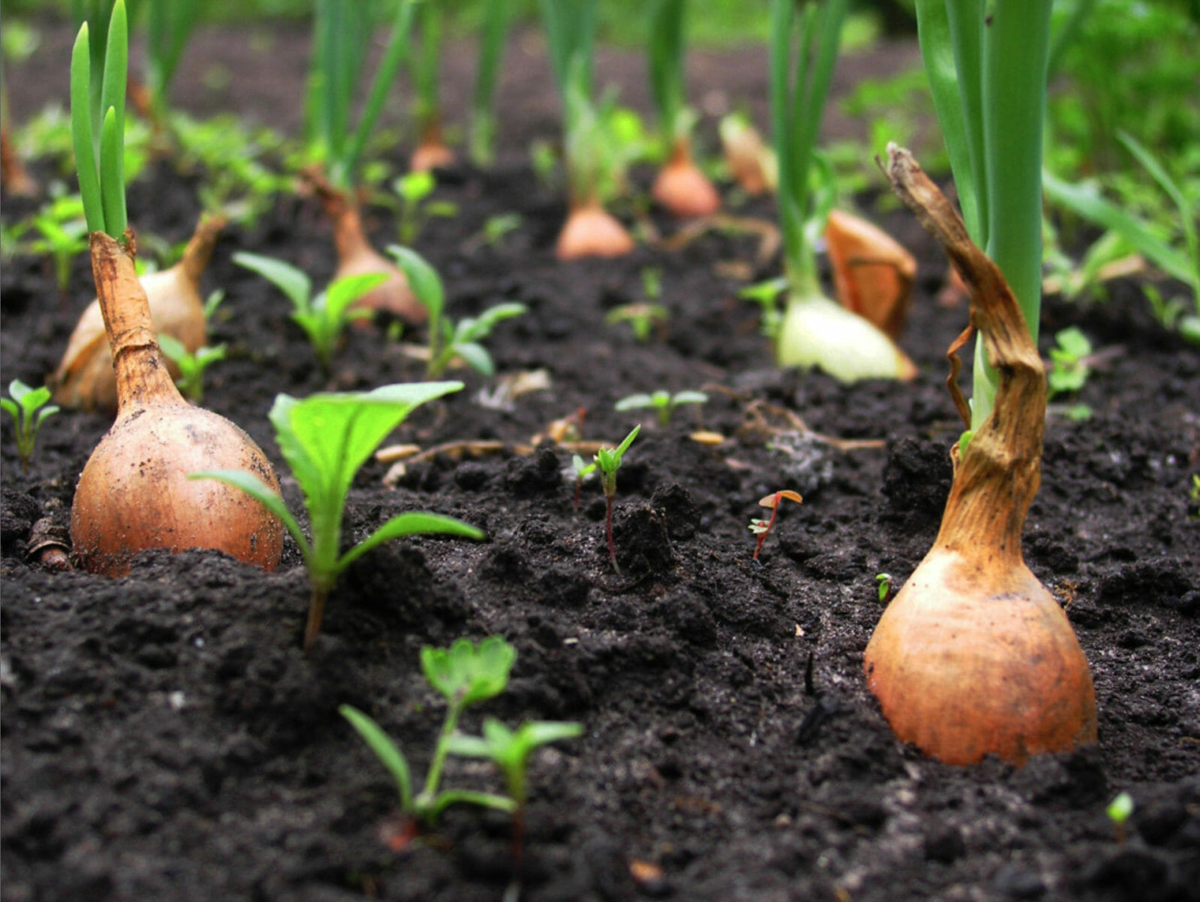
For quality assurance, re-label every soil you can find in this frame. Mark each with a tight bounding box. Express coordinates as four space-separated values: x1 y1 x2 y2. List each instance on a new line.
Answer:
3 19 1199 902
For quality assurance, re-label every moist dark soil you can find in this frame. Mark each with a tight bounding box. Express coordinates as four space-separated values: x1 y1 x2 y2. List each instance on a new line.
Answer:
3 20 1199 902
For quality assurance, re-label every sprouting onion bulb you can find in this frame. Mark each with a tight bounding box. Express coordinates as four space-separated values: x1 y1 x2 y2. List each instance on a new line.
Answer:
53 214 223 411
653 138 720 219
309 173 426 325
71 233 284 576
865 147 1096 766
67 2 282 576
556 201 635 260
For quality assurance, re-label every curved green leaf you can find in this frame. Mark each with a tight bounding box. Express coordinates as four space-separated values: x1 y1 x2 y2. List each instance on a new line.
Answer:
339 704 414 812
338 511 484 572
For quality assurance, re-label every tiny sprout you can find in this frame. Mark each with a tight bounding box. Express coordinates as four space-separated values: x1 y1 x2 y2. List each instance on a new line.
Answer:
1047 326 1093 399
570 453 597 511
2 379 60 473
158 335 227 403
876 573 893 603
738 277 787 339
749 490 802 560
202 288 226 322
1189 474 1200 520
605 303 669 343
615 389 707 427
466 212 523 252
1106 791 1134 844
595 425 640 573
392 170 459 245
641 266 662 300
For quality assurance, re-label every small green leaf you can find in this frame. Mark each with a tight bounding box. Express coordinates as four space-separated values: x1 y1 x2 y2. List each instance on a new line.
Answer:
421 636 516 707
339 512 484 572
324 272 390 320
387 245 443 321
340 704 414 812
451 341 493 376
1106 791 1134 825
233 252 312 312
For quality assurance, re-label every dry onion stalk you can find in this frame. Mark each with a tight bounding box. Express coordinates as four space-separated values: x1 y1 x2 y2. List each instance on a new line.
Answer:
864 146 1096 766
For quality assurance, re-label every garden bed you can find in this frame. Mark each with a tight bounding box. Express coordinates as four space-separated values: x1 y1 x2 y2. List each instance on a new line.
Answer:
3 20 1198 902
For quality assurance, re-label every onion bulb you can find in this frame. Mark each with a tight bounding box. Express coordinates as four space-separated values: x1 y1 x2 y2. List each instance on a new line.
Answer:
310 175 426 326
652 139 721 219
70 231 284 576
718 114 776 196
410 120 455 173
52 214 223 412
824 209 916 340
864 147 1096 766
775 291 917 382
555 199 635 260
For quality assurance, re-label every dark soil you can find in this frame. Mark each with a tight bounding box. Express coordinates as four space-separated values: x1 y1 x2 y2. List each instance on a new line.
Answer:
3 20 1199 902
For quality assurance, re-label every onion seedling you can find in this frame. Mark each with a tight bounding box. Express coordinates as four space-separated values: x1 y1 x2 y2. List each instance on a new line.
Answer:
870 147 1096 766
232 251 384 376
136 0 202 141
594 425 639 573
68 0 284 578
769 0 914 381
615 389 707 427
408 0 453 172
2 380 59 473
54 214 224 411
647 0 720 218
748 489 802 560
469 0 511 167
389 245 527 379
539 0 634 259
304 0 424 325
193 382 483 652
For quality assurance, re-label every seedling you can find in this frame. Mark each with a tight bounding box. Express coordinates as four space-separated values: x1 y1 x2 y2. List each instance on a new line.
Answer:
26 195 89 297
340 636 518 837
192 382 485 651
875 573 893 603
232 251 382 375
157 334 226 403
748 489 802 560
202 288 225 322
1106 791 1134 844
341 636 580 850
594 425 640 573
470 0 511 167
2 379 60 473
569 453 597 511
391 170 458 246
1188 474 1200 521
605 303 669 343
1047 326 1093 400
738 277 787 340
389 245 527 379
464 213 523 253
615 389 707 427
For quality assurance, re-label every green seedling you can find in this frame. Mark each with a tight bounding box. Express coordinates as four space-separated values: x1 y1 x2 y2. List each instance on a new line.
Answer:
1106 791 1134 844
605 303 669 343
1046 327 1093 421
392 170 458 246
1044 130 1200 344
232 251 382 375
192 382 484 651
448 717 583 860
595 425 640 573
341 636 580 853
388 245 527 379
175 114 286 226
157 334 226 403
26 195 89 297
340 637 518 840
1188 475 1200 521
738 277 787 340
615 389 707 427
469 0 511 166
2 379 60 473
875 573 893 603
569 453 597 511
749 489 802 560
202 288 226 322
464 213 524 253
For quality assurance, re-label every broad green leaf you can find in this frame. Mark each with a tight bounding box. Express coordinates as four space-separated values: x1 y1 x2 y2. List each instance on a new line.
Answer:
0 399 18 420
421 635 515 707
338 511 484 572
387 245 443 320
340 704 414 812
324 272 390 320
233 251 313 312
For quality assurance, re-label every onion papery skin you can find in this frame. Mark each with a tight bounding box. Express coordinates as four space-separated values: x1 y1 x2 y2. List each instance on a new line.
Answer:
863 550 1097 766
652 142 721 219
71 402 285 576
70 231 283 577
555 202 635 260
824 209 916 340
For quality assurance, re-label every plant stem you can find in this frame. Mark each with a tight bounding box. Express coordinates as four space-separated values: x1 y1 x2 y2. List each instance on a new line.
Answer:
605 496 619 573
